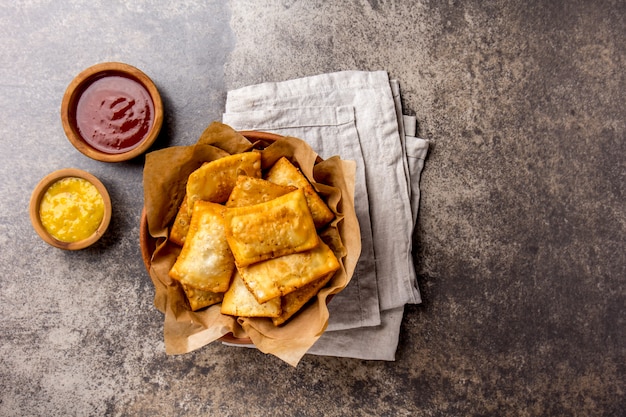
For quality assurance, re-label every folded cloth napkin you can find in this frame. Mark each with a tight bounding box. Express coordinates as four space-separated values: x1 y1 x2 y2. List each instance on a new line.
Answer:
223 71 429 360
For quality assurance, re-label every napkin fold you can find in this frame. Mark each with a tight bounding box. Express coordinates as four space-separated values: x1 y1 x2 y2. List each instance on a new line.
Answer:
223 71 429 360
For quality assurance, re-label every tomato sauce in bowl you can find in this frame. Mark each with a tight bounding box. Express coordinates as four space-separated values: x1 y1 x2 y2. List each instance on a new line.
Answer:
61 62 163 162
75 74 155 154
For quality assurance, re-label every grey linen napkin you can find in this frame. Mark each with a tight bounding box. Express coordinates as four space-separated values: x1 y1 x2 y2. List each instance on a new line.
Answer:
223 71 429 360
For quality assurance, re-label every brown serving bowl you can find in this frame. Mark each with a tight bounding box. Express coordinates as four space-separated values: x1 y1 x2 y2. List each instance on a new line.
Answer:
61 62 163 162
30 168 112 250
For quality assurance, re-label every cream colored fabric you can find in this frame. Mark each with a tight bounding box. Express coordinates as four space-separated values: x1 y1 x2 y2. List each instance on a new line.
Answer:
223 71 429 360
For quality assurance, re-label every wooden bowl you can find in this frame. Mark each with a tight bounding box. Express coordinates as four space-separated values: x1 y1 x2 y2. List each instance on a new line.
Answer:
30 168 112 250
61 62 163 162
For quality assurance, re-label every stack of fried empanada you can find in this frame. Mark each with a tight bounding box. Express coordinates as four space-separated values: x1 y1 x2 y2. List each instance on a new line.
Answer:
167 153 339 326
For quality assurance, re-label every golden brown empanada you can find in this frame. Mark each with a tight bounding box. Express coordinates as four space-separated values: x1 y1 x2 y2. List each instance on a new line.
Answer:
265 157 334 229
168 201 234 293
220 272 281 317
169 196 191 246
186 152 261 213
224 188 319 267
181 283 224 311
239 240 340 304
225 175 296 208
272 271 335 326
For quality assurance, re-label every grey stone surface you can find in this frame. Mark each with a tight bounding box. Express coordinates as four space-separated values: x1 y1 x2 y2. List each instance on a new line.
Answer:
1 0 624 416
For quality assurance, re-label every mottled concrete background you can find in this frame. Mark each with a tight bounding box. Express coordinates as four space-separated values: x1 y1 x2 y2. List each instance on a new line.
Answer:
1 0 624 416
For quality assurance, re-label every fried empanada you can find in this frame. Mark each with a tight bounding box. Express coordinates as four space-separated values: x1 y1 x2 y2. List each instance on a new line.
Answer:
169 197 191 246
186 152 262 212
225 175 296 208
224 188 319 267
181 283 224 311
265 157 334 229
272 271 335 326
220 272 281 317
239 240 340 304
168 201 234 292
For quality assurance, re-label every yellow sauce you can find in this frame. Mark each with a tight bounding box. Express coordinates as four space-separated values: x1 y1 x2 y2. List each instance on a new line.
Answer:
39 177 105 242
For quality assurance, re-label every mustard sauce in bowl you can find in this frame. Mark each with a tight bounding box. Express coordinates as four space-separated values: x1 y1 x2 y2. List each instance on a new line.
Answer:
30 169 112 250
39 177 105 242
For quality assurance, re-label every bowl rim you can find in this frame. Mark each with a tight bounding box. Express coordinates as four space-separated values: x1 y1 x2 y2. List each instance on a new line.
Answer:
30 168 112 250
60 61 164 163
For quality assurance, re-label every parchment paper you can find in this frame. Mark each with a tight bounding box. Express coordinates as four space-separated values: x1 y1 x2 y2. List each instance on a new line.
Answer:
142 122 359 366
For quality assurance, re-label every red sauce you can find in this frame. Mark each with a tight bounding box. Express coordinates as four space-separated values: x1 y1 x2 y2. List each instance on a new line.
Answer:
75 74 154 154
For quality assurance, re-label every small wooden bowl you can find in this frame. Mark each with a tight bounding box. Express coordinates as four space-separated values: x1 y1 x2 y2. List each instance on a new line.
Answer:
30 168 112 250
61 62 163 162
